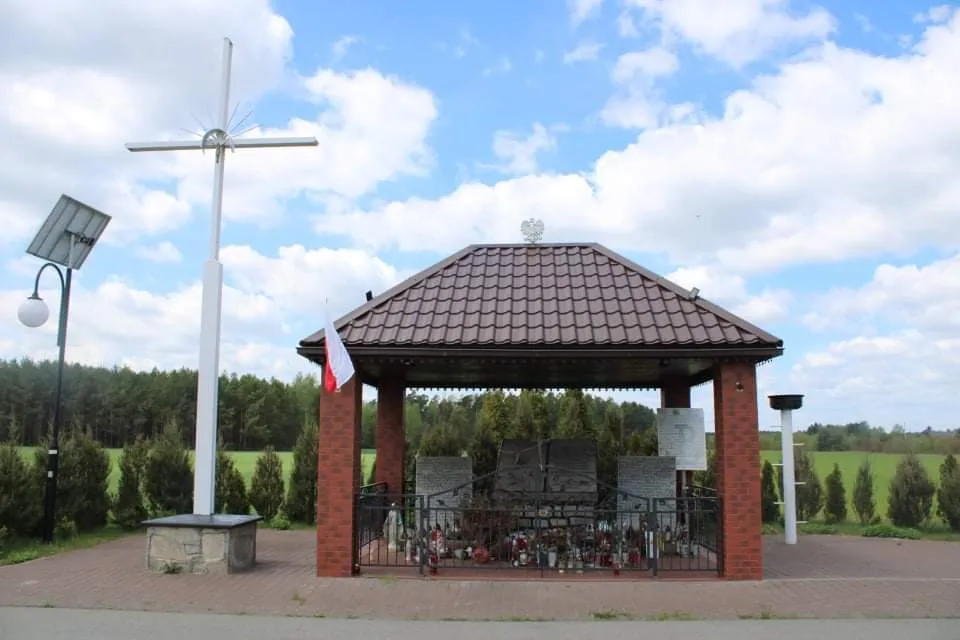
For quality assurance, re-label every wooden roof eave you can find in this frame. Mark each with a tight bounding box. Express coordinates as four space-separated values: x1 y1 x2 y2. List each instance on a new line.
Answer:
296 343 785 364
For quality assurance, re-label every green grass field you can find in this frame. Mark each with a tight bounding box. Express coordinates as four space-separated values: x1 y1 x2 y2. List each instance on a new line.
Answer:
221 449 378 489
17 447 949 523
18 447 377 494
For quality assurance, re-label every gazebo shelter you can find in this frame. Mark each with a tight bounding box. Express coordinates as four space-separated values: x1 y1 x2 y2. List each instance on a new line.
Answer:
297 243 783 580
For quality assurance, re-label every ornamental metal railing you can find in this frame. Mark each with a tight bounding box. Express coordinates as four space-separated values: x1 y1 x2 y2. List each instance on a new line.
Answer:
354 486 720 577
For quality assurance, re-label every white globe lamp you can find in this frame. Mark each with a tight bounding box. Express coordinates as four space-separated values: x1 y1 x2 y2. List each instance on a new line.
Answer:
18 294 50 328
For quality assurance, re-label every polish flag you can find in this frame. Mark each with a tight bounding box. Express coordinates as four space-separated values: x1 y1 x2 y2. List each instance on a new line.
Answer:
323 318 355 392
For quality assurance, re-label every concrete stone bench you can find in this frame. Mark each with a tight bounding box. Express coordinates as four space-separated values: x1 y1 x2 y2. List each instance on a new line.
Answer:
143 514 262 575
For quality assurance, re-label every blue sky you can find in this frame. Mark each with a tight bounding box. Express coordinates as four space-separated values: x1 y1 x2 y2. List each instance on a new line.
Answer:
1 0 959 431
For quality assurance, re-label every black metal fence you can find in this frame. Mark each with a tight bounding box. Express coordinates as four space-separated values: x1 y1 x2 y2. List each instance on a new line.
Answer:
651 489 721 574
356 482 390 550
355 487 720 577
684 484 721 553
355 491 425 571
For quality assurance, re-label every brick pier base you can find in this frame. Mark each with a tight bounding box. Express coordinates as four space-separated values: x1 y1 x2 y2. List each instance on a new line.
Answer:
713 361 762 580
316 376 362 577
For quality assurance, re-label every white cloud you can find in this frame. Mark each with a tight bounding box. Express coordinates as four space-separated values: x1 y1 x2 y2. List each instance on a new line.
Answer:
623 0 836 67
0 0 438 247
313 11 960 281
916 5 955 25
854 13 874 34
803 253 960 338
790 330 960 428
331 35 360 60
618 11 641 37
0 244 409 381
482 57 513 76
569 0 604 27
1 276 287 376
460 29 480 46
220 244 407 316
481 123 562 176
135 67 437 229
612 47 680 80
442 28 480 59
0 0 442 383
136 241 183 264
782 252 960 427
667 265 791 325
601 47 681 128
0 0 294 245
563 41 605 63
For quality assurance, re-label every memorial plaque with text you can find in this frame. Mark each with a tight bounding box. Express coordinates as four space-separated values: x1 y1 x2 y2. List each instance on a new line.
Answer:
656 408 707 471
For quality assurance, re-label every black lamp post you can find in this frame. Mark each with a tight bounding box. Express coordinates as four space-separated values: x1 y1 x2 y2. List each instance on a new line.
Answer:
18 193 111 543
18 262 73 544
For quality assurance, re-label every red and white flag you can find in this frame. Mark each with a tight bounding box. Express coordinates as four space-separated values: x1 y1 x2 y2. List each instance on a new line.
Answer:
323 317 355 392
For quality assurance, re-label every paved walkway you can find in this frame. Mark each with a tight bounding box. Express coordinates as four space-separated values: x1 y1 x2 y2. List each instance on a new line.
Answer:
1 531 958 620
2 608 958 640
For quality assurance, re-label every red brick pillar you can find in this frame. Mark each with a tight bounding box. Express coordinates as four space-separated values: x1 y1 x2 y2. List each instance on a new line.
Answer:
712 361 762 580
375 379 406 494
661 379 694 494
316 376 362 577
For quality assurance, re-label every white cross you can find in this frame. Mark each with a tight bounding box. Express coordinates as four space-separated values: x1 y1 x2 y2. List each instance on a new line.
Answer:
125 37 318 516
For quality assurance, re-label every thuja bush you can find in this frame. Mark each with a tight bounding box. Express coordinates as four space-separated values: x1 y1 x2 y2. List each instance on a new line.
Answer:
215 450 249 515
0 442 43 537
887 452 935 529
936 454 960 531
403 447 417 495
418 424 465 457
113 436 150 529
823 463 847 524
852 458 877 525
693 450 717 491
249 446 284 521
143 422 193 516
760 460 780 524
36 432 111 532
284 422 318 524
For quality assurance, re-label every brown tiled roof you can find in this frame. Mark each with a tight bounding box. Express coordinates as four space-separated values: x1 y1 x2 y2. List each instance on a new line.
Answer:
300 243 782 351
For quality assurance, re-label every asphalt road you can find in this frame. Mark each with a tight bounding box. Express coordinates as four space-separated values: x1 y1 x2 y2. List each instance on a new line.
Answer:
1 607 958 640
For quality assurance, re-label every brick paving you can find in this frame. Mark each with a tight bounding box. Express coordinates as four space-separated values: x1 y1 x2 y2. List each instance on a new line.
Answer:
1 531 958 620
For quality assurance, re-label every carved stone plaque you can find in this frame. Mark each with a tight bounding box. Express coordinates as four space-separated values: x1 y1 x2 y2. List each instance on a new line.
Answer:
656 408 707 471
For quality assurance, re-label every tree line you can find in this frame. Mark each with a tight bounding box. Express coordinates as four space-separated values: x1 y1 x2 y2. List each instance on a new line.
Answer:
0 359 660 453
1 358 958 455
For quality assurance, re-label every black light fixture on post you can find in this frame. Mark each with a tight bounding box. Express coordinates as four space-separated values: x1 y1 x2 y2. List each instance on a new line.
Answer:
16 194 111 543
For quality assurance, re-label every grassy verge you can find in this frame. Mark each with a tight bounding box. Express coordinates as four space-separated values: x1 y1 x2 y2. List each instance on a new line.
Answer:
0 525 137 567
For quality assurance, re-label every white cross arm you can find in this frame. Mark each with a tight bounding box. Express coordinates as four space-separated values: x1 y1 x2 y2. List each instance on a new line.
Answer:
125 137 319 152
